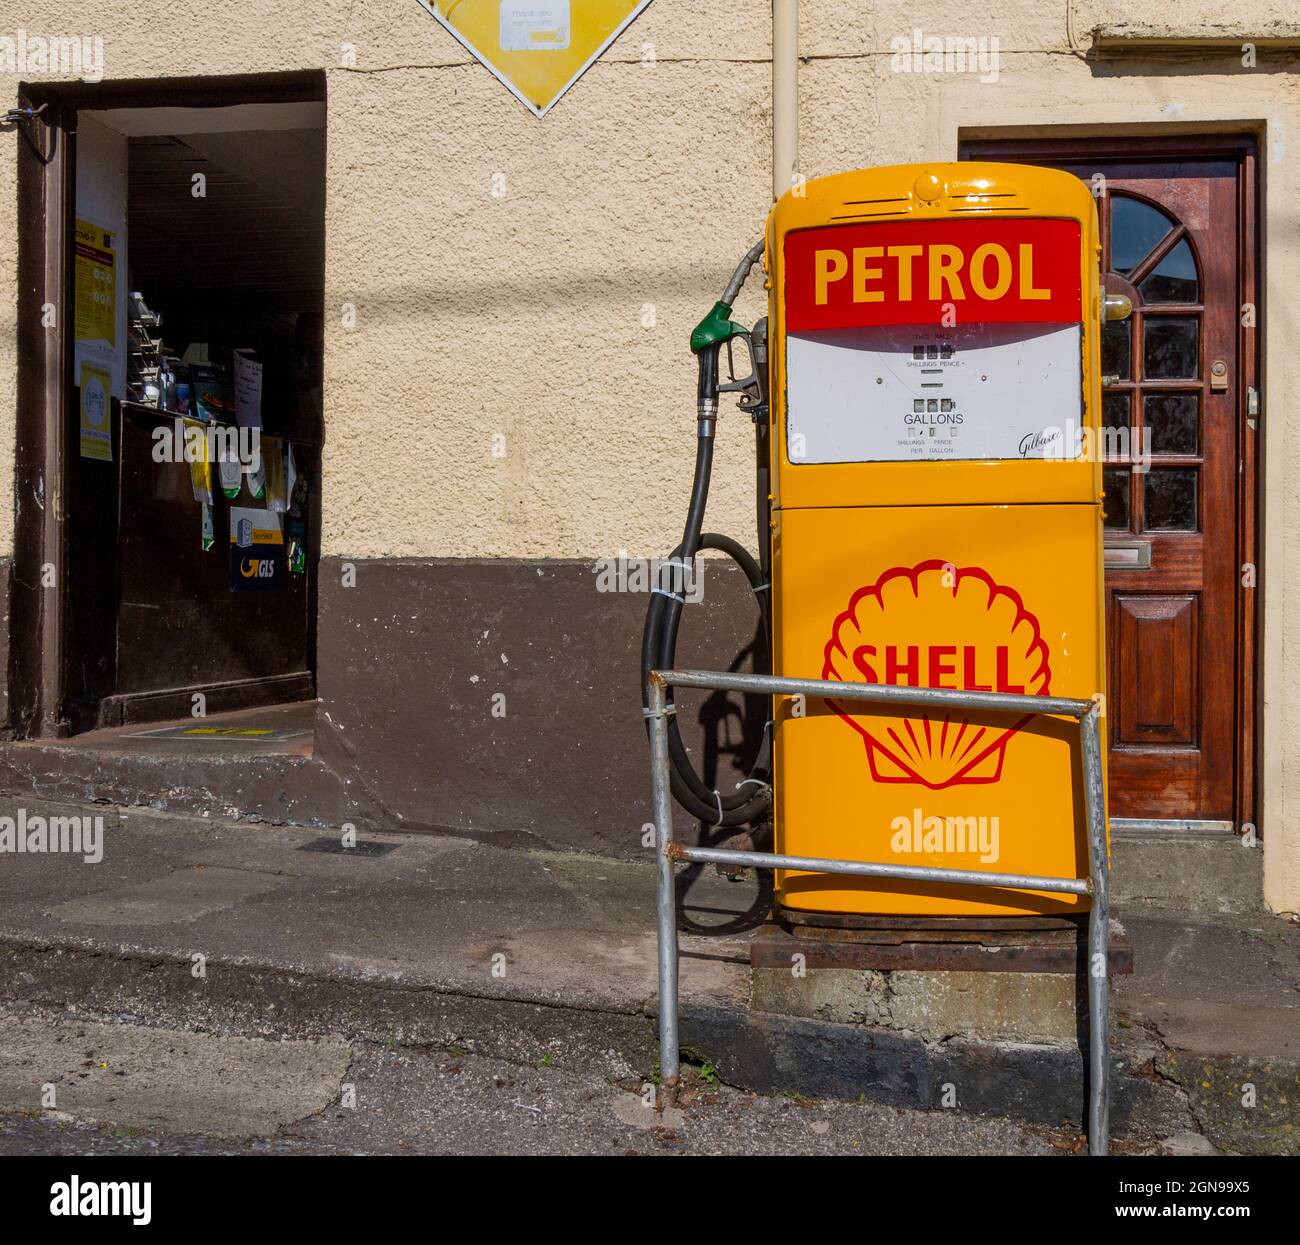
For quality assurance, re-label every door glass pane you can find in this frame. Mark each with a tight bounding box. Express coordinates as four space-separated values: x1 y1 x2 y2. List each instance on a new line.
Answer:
1111 197 1175 275
1102 393 1130 461
1138 238 1198 304
1102 319 1131 379
1103 467 1131 530
1143 468 1198 531
1144 393 1200 455
1144 318 1199 379
1102 393 1130 430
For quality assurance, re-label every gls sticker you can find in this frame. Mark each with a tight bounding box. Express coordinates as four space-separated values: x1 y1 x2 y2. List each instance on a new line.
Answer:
240 557 277 579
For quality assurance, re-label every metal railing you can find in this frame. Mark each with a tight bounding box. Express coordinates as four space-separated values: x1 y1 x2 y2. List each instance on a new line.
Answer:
646 668 1112 1155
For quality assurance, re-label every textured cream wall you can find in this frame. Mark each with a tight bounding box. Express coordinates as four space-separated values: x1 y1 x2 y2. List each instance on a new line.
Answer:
0 1 1293 564
1 2 1299 910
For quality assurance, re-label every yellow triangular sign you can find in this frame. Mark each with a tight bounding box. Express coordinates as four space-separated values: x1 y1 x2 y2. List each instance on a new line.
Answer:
418 1 653 117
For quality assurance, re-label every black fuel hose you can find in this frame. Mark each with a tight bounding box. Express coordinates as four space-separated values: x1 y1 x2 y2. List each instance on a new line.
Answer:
639 444 772 827
640 244 773 830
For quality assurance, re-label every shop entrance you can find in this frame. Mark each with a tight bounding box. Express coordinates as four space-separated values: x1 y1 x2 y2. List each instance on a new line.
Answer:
961 135 1260 834
11 75 325 739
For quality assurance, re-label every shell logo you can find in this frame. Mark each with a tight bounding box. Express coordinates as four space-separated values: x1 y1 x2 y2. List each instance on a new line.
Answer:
821 560 1051 789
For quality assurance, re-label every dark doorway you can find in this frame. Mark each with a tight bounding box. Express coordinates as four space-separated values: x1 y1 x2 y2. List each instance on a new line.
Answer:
13 77 326 738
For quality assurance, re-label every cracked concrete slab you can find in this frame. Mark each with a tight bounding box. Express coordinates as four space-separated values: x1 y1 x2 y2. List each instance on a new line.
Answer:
0 1012 350 1138
1115 915 1300 1060
47 866 288 926
1154 1051 1300 1157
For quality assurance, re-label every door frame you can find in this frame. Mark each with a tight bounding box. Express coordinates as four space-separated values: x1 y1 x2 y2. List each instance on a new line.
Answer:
11 87 73 739
10 71 325 739
957 132 1261 837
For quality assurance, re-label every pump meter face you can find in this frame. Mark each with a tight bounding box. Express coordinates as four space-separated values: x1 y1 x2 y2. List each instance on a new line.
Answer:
784 219 1083 464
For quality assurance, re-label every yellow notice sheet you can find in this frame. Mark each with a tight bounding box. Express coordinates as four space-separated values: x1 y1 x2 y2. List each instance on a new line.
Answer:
78 363 112 461
74 219 116 348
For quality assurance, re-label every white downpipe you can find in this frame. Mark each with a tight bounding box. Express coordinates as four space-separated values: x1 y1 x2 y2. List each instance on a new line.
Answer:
772 0 798 201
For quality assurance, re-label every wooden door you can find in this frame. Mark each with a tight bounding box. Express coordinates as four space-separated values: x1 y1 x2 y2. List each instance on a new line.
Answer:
962 138 1257 829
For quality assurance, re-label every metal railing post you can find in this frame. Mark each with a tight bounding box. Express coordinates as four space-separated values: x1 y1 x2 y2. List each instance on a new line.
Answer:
1080 699 1111 1155
646 668 1111 1152
646 674 680 1101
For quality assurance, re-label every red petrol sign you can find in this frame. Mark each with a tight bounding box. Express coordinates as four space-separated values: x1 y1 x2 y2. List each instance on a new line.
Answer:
784 217 1082 331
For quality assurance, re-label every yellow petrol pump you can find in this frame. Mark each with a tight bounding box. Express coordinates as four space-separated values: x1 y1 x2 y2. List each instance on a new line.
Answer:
769 163 1107 917
643 161 1114 920
642 162 1121 1150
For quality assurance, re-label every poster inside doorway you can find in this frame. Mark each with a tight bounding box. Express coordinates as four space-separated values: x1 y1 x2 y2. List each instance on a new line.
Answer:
78 362 113 462
74 218 117 350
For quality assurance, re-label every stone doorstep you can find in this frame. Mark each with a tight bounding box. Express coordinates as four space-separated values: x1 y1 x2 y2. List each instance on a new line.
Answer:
749 917 1134 975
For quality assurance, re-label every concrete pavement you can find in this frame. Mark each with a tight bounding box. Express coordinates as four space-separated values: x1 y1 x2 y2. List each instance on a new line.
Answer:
0 795 1296 1153
0 1004 1066 1156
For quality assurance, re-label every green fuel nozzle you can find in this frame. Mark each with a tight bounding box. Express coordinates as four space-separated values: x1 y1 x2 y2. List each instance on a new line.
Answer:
690 300 749 354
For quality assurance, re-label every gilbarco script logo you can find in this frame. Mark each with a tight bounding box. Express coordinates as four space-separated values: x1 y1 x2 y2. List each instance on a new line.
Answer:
822 560 1050 789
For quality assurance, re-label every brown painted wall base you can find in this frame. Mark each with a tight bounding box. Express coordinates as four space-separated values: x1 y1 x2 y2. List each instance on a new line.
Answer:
314 556 765 856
